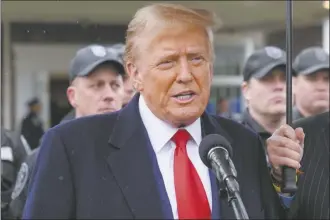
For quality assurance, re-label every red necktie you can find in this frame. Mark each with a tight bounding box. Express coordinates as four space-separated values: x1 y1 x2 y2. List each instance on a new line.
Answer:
172 129 211 219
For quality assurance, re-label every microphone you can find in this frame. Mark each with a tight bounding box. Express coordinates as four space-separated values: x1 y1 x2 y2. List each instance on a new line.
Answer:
199 134 249 219
199 134 238 193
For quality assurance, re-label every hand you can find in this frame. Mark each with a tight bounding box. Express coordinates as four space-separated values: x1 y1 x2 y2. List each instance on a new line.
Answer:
266 124 304 181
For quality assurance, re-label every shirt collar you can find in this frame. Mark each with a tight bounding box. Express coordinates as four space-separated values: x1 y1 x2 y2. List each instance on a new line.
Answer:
139 95 201 153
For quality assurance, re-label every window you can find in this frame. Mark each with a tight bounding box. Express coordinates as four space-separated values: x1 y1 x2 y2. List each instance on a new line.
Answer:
11 22 127 44
213 44 246 76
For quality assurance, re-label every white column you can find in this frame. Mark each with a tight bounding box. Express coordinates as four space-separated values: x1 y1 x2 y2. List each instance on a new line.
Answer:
322 17 329 54
243 37 256 62
240 36 257 111
34 71 51 129
243 32 265 61
2 22 13 129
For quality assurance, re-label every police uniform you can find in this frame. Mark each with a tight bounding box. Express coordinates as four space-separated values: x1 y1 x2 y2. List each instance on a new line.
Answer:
239 46 287 163
241 110 272 148
8 44 126 219
21 99 45 150
1 129 20 219
8 148 39 219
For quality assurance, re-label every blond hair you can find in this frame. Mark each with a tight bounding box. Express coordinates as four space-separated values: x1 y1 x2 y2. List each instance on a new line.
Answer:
124 3 218 64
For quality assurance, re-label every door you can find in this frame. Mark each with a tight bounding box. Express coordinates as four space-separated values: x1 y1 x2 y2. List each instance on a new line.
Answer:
49 76 72 127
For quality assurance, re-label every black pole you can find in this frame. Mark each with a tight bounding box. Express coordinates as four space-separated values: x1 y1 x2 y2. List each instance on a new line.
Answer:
281 0 298 194
228 191 249 219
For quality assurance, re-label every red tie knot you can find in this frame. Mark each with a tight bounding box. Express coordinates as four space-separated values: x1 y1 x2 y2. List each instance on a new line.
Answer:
172 129 190 149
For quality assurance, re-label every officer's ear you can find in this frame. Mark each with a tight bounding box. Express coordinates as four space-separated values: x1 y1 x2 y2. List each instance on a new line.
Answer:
67 84 78 108
241 81 250 102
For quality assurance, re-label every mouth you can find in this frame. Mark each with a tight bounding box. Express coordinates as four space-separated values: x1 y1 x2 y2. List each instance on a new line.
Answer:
271 96 285 103
315 93 328 100
172 91 196 103
99 107 116 113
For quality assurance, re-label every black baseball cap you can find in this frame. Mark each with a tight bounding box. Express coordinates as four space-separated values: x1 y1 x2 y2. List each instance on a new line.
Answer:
27 97 40 107
69 44 125 82
242 46 286 81
293 47 329 76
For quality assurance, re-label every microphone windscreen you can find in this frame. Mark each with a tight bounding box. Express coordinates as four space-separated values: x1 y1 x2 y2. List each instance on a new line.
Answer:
199 134 233 167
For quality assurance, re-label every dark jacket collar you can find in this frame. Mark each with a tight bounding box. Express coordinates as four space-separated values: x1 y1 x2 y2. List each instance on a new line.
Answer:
241 109 269 135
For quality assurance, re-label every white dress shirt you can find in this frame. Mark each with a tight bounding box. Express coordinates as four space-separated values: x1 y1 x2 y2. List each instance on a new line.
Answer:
139 95 212 219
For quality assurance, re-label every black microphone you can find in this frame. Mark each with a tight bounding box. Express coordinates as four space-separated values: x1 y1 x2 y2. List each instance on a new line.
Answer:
199 134 249 219
199 134 238 192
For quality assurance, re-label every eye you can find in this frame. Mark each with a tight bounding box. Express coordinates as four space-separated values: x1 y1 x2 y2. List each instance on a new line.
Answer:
96 81 104 87
157 60 175 69
89 81 104 89
111 83 120 90
306 74 317 81
192 56 203 61
191 56 204 65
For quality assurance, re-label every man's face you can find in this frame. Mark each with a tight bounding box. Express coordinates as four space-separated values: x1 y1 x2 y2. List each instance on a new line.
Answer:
294 70 329 114
31 104 42 114
122 77 135 107
242 68 286 116
127 25 213 127
67 66 124 117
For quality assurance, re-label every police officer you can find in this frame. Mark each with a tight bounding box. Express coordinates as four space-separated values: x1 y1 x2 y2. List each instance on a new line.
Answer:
8 44 126 219
2 129 17 219
240 46 287 160
292 47 329 120
20 98 44 150
1 129 28 219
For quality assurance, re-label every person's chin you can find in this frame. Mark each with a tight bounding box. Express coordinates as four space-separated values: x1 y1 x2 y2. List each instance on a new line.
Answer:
170 106 203 124
312 102 329 112
269 105 286 115
98 108 116 114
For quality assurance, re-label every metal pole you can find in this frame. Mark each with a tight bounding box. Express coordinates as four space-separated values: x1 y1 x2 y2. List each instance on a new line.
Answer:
281 0 298 194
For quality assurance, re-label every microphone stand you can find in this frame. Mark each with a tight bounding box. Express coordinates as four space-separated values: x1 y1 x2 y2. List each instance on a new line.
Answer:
212 160 249 220
225 177 249 220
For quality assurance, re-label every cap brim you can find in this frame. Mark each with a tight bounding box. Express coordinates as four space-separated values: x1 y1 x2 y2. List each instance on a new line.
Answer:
253 60 286 79
76 58 125 78
298 63 329 75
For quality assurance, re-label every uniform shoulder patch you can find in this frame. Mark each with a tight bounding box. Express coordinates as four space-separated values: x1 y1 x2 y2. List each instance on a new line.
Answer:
11 162 29 200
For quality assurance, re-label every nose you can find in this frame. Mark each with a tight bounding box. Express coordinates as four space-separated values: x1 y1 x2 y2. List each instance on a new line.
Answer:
176 58 193 84
103 85 115 102
273 77 285 91
315 78 329 91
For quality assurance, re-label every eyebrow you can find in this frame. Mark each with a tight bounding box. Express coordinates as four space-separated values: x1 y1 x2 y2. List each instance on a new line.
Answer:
88 76 122 83
156 48 206 59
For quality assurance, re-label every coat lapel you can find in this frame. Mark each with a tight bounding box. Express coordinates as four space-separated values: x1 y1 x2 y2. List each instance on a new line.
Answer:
106 95 239 219
107 94 165 219
201 113 236 219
